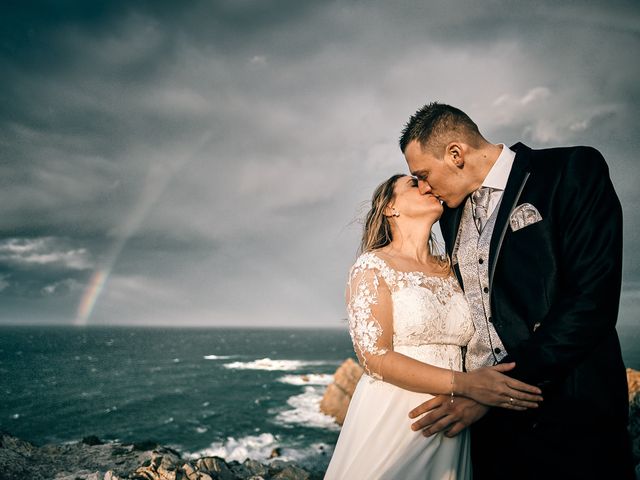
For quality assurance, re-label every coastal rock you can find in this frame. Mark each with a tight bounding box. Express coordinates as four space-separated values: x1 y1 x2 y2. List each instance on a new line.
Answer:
83 435 104 446
244 458 268 476
53 471 103 480
628 368 640 402
0 431 318 480
628 368 640 475
630 386 640 468
319 357 363 425
271 464 310 480
181 462 199 480
0 431 160 480
269 447 281 458
196 456 235 479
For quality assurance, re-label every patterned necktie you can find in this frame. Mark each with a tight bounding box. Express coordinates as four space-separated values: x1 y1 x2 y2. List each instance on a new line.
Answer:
471 187 493 233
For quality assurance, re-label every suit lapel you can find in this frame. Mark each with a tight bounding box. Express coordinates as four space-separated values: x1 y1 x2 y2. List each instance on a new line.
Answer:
441 205 464 258
441 201 465 288
488 142 532 282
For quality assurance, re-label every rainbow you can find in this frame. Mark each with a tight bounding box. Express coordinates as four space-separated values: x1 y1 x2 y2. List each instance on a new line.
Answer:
73 130 215 326
75 269 109 326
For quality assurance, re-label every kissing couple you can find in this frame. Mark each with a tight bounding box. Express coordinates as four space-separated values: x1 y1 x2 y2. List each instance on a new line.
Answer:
324 103 634 480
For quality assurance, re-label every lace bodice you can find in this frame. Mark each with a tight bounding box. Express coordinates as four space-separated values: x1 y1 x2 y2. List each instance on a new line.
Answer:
346 251 474 380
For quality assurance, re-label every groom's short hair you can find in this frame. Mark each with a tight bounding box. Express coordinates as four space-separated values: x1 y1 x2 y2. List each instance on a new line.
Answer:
399 102 483 155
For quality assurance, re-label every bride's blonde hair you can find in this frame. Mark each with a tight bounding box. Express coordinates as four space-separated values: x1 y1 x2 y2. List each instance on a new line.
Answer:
358 174 450 271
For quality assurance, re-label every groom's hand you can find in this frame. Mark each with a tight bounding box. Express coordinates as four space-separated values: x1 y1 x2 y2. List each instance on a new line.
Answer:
408 395 489 438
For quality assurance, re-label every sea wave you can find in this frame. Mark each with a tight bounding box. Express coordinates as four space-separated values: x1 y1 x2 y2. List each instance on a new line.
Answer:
277 374 334 386
203 354 234 360
273 386 340 431
184 432 333 466
186 432 278 463
223 358 330 371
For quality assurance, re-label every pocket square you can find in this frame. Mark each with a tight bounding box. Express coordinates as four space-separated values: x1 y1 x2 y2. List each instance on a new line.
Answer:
510 203 542 232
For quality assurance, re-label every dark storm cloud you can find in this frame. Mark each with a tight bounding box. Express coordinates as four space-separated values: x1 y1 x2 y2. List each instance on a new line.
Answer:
1 0 639 326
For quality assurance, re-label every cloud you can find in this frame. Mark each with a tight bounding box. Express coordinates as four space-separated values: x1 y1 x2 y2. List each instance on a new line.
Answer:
41 278 82 296
0 0 638 326
521 87 551 106
0 238 92 270
249 55 267 66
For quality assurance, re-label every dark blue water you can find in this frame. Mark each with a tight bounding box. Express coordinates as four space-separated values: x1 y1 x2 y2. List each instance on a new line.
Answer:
0 324 638 473
0 326 355 473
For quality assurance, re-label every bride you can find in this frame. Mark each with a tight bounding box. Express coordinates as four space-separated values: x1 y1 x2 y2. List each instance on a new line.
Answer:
324 174 543 479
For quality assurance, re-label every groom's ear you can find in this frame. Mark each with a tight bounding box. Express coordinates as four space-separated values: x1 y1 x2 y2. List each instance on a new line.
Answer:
446 143 464 168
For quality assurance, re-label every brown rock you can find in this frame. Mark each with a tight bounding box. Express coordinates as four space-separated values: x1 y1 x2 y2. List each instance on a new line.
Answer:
195 456 235 480
627 368 640 401
272 464 310 480
320 358 364 425
270 447 282 458
244 458 268 476
131 451 182 480
181 463 199 480
628 368 640 471
130 467 158 480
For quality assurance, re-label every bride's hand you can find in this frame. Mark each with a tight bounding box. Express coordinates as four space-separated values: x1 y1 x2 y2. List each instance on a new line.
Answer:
459 362 544 410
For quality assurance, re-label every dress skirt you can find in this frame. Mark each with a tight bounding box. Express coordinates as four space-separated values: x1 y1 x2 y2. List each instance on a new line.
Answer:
324 373 472 480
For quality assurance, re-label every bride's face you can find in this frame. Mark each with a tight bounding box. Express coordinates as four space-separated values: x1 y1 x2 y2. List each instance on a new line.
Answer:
389 175 443 221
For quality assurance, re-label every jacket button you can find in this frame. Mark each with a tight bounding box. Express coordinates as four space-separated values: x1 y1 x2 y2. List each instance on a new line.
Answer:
483 287 489 293
488 316 493 323
494 347 501 354
478 258 484 264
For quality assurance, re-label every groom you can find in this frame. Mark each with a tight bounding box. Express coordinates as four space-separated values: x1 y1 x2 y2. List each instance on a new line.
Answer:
399 102 634 479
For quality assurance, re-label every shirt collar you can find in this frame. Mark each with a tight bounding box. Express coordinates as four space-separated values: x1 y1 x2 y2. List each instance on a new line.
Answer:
482 143 515 191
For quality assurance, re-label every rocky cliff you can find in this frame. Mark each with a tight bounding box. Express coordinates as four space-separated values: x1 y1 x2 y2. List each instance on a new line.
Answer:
0 432 314 480
318 358 363 425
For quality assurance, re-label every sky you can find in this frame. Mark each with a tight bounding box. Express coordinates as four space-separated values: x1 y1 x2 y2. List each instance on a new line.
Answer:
1 0 639 328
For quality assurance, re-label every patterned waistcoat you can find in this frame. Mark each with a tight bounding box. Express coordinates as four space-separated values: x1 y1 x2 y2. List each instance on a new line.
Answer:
453 197 508 371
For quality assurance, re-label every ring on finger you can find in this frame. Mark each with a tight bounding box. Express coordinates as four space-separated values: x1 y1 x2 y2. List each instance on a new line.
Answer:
509 397 514 405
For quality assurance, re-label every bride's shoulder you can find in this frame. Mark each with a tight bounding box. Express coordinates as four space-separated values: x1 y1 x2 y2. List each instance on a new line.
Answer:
349 250 395 277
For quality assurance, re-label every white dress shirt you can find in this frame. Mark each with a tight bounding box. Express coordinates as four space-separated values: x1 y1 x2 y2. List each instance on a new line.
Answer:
480 143 515 218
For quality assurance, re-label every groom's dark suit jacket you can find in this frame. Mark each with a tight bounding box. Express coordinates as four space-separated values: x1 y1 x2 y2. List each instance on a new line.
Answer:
440 143 634 480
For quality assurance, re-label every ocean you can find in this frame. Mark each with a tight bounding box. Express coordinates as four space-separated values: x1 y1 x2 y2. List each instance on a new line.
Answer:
1 324 639 475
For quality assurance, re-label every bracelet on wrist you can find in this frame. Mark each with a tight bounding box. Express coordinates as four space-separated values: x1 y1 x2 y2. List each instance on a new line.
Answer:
450 364 455 404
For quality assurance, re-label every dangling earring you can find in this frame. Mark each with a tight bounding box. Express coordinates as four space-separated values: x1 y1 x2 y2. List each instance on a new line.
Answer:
392 208 400 217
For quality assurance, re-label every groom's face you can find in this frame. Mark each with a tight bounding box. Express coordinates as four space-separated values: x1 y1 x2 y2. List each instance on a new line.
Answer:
404 140 467 208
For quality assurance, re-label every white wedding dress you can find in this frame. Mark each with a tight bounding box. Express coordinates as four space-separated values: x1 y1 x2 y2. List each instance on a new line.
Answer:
324 252 475 480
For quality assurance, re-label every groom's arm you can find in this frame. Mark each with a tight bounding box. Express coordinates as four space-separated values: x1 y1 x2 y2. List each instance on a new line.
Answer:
408 395 489 437
499 147 622 388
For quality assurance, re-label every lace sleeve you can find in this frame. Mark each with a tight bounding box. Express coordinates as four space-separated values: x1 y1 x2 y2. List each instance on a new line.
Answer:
346 259 393 380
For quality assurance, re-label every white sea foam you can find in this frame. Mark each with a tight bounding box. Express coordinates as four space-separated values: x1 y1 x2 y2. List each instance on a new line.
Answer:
277 374 334 386
279 442 334 465
185 432 279 462
273 386 340 431
184 432 333 465
223 358 329 371
203 354 233 360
